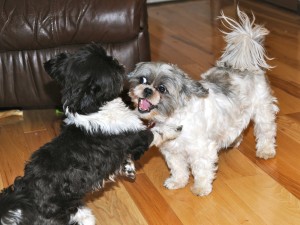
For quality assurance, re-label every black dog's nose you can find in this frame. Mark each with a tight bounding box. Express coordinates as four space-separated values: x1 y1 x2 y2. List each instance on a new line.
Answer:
143 88 153 97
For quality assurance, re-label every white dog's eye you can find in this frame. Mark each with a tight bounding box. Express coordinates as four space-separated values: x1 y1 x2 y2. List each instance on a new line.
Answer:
157 84 167 94
139 76 148 84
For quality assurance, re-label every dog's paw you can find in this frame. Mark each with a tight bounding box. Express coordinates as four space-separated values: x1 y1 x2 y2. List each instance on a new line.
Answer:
256 147 276 160
154 124 182 141
70 207 96 225
120 157 136 179
150 124 182 147
190 184 212 196
163 177 187 190
165 125 182 141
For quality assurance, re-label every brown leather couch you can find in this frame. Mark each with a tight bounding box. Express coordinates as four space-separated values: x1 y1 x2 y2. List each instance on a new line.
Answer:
0 0 150 109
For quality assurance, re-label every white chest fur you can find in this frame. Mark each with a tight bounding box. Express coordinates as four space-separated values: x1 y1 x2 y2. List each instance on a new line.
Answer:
64 98 146 135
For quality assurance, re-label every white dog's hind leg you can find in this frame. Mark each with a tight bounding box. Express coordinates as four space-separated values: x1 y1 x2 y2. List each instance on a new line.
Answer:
253 97 278 159
161 149 190 190
230 134 243 148
189 143 219 196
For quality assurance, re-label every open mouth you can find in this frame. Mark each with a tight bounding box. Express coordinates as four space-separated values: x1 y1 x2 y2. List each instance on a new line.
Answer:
138 98 157 113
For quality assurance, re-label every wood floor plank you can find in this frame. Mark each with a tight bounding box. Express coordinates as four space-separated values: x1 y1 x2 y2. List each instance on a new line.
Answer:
36 109 63 138
277 113 300 144
24 130 52 152
123 172 183 225
0 124 30 186
139 149 275 225
0 173 4 190
87 181 149 225
1 0 300 224
239 123 300 199
272 87 300 115
270 75 300 100
224 175 300 225
270 60 300 86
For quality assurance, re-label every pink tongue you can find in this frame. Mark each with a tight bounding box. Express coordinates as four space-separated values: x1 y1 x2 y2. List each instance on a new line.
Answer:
140 99 151 110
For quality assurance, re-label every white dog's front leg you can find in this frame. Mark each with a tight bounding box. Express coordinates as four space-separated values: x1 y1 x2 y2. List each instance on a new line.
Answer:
189 143 219 196
161 148 190 190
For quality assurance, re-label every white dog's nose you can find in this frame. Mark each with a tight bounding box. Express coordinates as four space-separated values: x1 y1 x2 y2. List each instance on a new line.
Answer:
144 88 153 97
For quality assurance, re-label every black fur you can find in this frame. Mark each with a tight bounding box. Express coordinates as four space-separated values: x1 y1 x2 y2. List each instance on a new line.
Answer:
0 43 153 225
44 44 124 115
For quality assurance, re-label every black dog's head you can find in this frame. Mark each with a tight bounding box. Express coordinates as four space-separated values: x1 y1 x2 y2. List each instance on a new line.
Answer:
44 43 125 115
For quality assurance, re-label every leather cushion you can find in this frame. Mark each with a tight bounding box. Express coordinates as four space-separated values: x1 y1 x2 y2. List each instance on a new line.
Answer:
0 0 145 51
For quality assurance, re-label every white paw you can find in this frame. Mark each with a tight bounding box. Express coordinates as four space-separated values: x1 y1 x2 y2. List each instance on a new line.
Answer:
163 177 187 190
256 148 276 159
168 125 183 140
70 207 96 225
155 125 182 142
190 184 212 196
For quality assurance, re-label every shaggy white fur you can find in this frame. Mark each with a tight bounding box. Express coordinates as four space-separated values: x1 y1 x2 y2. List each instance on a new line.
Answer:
1 209 22 225
128 8 278 196
64 98 146 135
217 9 272 71
64 97 180 148
69 207 95 225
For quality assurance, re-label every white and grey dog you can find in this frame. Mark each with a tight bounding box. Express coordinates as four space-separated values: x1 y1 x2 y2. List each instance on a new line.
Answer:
128 9 279 196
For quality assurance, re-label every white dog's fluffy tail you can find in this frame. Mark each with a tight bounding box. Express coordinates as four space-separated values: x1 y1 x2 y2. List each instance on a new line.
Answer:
217 8 271 72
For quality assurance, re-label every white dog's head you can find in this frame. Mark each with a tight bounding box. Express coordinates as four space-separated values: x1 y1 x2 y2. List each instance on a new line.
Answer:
128 62 208 121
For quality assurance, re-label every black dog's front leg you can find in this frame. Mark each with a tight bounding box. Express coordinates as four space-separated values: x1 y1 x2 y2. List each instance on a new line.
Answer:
128 130 154 160
119 130 153 180
127 124 183 160
121 126 181 179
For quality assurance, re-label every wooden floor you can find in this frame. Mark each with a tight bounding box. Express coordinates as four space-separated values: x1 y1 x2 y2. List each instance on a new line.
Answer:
1 0 300 224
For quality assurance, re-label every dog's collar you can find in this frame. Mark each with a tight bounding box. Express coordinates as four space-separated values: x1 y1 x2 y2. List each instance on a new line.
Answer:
147 120 156 128
64 98 146 135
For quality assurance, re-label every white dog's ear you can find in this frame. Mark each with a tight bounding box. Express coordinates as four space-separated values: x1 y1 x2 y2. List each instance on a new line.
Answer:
127 62 147 78
191 81 209 97
182 80 209 98
127 71 134 78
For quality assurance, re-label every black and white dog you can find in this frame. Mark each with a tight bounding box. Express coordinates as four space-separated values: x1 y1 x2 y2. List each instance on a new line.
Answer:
0 44 180 225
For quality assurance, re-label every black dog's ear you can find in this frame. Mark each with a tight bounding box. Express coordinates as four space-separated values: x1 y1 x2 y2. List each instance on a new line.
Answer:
44 53 68 83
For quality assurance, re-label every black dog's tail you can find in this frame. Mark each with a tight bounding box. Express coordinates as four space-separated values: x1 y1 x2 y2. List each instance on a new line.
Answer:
0 180 33 225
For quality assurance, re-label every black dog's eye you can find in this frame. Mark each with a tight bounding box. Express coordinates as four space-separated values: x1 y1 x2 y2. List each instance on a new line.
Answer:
90 86 101 94
139 76 148 84
157 84 167 94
